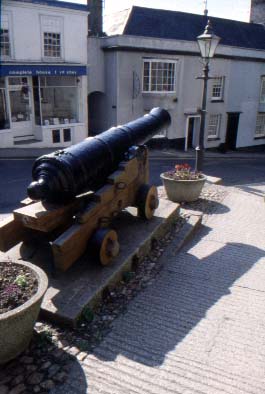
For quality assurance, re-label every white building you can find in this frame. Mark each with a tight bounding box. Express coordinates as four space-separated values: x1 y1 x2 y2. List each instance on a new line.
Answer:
88 5 265 151
0 0 88 148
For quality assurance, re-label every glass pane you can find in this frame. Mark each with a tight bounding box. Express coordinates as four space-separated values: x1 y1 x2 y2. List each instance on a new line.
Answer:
41 86 78 125
63 128 71 142
9 90 31 122
52 129 60 143
45 76 76 87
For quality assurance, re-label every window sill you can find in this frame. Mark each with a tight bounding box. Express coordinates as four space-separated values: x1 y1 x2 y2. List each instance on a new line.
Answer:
42 122 84 128
207 137 220 141
142 92 176 95
254 135 265 140
1 56 13 61
42 57 64 62
210 99 224 103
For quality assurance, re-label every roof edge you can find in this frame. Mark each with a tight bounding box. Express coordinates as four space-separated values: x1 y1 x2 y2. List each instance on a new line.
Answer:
7 0 88 12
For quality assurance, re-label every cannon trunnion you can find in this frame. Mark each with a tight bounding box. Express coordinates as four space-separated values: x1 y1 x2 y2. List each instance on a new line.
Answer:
0 108 171 271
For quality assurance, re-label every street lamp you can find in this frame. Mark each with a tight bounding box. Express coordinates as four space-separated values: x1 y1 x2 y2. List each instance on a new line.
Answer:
195 19 221 172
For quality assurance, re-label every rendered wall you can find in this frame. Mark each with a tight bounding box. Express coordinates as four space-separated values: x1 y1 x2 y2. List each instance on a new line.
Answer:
2 0 88 64
103 35 265 148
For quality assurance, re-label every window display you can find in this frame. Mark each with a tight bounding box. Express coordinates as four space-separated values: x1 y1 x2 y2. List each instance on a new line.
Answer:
39 76 79 125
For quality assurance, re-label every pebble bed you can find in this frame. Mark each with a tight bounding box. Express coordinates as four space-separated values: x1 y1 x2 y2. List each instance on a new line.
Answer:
0 184 228 394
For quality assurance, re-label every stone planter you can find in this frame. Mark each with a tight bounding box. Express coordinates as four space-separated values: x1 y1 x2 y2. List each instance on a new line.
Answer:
0 261 48 364
160 173 207 203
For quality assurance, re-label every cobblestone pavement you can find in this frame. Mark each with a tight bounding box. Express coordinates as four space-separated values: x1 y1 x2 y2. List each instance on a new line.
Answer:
48 183 265 394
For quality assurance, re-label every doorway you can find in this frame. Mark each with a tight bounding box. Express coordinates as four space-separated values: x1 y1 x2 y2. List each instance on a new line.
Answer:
8 76 34 137
185 115 200 151
225 113 240 150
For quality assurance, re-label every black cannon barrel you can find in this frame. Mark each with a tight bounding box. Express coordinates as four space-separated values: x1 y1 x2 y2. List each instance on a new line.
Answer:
27 107 171 203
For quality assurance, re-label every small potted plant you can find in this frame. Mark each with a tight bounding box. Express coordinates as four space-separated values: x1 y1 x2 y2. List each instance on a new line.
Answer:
0 260 48 364
160 163 206 202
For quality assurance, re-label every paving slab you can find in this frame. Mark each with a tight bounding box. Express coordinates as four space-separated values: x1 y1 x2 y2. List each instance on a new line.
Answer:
0 198 180 327
50 183 265 394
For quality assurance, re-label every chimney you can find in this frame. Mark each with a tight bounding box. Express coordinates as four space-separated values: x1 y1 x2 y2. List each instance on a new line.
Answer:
250 0 265 24
88 0 103 36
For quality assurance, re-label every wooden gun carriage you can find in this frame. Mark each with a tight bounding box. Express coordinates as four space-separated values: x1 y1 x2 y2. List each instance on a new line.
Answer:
0 108 171 272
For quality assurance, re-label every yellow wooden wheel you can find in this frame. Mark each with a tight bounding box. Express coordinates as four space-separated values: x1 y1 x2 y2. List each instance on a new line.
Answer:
136 184 159 219
90 228 120 266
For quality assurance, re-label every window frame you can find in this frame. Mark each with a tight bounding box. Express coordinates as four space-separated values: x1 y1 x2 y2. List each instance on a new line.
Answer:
211 76 225 101
43 32 61 58
0 12 13 60
259 76 265 104
207 114 221 139
40 15 64 61
142 59 177 94
255 113 265 137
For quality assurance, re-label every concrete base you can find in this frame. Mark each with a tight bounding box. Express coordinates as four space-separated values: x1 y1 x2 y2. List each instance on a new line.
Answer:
206 175 222 185
0 198 180 327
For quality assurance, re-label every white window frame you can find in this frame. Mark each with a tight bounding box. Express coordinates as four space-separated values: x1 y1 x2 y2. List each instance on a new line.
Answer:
142 59 177 93
40 15 64 61
207 114 221 139
255 113 265 137
0 12 13 60
211 76 225 101
259 76 265 104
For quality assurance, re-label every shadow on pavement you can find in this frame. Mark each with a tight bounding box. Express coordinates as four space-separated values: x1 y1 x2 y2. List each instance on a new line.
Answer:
93 224 265 367
235 183 265 198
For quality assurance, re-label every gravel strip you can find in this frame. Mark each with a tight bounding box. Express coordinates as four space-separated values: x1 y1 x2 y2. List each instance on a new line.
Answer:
0 184 228 393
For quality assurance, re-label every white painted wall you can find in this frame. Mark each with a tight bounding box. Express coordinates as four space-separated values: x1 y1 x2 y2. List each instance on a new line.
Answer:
95 34 265 148
3 0 88 64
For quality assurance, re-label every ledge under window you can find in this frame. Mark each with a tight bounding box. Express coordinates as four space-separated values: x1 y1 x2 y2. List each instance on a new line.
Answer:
207 137 220 141
254 135 265 140
210 99 224 103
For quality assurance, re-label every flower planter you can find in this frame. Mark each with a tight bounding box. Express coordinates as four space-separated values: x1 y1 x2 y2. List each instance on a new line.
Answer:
0 261 48 364
160 173 207 202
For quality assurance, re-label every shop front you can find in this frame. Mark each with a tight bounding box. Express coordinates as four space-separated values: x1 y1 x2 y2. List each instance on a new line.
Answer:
0 64 87 148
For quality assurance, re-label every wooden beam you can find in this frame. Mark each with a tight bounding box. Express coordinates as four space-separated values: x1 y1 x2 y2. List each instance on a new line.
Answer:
0 215 27 251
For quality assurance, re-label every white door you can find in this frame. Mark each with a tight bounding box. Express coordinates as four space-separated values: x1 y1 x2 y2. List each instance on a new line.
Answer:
8 77 34 137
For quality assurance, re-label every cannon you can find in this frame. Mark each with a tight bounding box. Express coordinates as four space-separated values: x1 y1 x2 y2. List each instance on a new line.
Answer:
28 107 171 203
0 108 171 271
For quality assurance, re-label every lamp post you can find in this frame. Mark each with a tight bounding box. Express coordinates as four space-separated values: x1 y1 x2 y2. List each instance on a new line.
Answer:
195 19 221 172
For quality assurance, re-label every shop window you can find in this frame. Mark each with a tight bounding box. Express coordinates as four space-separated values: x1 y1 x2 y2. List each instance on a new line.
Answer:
211 77 225 101
142 59 176 93
41 15 63 59
40 76 79 125
207 114 221 138
8 77 31 123
0 14 11 58
0 78 10 130
255 113 265 137
52 129 60 143
63 128 71 142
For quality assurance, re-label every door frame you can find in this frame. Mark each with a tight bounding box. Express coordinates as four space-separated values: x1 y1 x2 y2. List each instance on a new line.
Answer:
225 112 241 150
185 115 201 151
8 76 35 136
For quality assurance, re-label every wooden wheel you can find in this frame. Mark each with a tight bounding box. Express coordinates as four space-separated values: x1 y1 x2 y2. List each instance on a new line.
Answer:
136 184 159 219
90 228 120 266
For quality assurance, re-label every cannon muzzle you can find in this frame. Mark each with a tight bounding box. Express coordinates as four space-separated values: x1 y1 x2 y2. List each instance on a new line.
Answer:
27 107 171 203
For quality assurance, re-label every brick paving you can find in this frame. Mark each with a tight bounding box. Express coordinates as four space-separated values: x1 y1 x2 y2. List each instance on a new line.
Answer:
51 183 265 394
